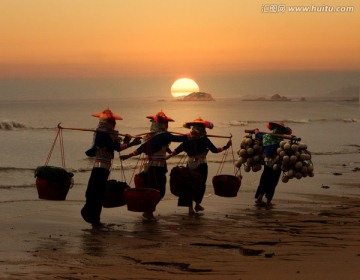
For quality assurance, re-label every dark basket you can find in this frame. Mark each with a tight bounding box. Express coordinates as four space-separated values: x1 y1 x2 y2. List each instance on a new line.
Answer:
212 175 241 197
36 177 72 200
102 180 130 208
170 166 203 197
125 188 160 212
35 166 74 200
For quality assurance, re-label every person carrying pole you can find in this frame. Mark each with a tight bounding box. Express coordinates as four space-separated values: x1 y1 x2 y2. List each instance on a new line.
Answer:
253 121 292 209
120 111 196 221
166 118 232 215
81 108 141 227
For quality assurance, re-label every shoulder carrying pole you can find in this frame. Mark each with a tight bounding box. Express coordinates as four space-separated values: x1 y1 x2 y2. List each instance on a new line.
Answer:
57 123 137 138
244 129 301 141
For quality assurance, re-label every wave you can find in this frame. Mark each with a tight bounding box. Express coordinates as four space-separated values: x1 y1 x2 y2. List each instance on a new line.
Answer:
1 117 359 132
0 184 35 190
0 120 57 131
0 120 27 130
0 166 34 172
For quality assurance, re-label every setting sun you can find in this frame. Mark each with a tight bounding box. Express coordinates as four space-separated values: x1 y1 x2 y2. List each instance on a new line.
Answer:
171 78 200 98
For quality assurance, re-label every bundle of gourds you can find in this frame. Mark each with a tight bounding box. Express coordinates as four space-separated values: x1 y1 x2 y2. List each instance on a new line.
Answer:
275 140 314 183
235 133 264 172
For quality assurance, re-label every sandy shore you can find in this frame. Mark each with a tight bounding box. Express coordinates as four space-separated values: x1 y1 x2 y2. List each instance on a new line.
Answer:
1 174 360 280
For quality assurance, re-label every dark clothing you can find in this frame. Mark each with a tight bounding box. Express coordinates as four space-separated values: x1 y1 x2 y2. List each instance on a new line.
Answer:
254 126 292 202
85 131 121 160
135 132 189 157
177 163 207 207
81 130 122 225
172 136 220 207
140 166 167 200
81 168 109 224
136 132 189 199
173 136 219 155
255 165 281 201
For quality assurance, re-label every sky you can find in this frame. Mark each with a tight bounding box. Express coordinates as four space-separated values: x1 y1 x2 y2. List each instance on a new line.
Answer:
0 0 359 79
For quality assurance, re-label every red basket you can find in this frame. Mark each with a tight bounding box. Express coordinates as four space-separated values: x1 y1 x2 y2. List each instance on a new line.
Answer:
125 188 160 212
170 166 203 197
102 180 130 208
212 175 241 197
134 172 146 188
36 178 71 200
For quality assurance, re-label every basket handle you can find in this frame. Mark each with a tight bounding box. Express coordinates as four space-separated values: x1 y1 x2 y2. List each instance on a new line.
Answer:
45 127 66 168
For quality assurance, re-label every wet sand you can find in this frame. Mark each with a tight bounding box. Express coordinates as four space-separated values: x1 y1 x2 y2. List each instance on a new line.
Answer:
1 176 360 280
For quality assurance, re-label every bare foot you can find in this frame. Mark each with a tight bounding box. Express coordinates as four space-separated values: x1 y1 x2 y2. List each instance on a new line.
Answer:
91 223 109 232
255 200 266 207
195 204 204 212
265 202 273 210
142 212 157 221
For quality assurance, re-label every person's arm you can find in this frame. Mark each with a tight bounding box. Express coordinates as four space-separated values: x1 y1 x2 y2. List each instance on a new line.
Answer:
207 137 232 153
284 127 292 135
120 142 144 160
166 142 186 159
119 136 141 151
254 128 264 141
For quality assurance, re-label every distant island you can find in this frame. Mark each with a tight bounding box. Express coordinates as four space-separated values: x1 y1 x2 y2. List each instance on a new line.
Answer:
243 94 292 101
176 92 215 101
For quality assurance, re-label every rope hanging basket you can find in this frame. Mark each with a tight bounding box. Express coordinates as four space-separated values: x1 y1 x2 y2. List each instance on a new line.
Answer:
35 127 74 200
211 137 241 197
125 188 161 212
35 166 74 200
102 180 130 208
134 172 147 188
212 175 241 197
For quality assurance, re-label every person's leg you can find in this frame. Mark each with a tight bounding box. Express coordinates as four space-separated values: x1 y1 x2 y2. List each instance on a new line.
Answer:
193 164 207 212
255 165 273 205
81 168 109 224
142 166 166 221
178 195 195 215
264 168 282 209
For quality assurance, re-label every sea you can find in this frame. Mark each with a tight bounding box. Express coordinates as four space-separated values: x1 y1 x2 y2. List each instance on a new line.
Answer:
0 77 359 206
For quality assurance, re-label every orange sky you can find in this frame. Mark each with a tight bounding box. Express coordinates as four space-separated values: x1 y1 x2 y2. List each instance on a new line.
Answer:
0 0 359 78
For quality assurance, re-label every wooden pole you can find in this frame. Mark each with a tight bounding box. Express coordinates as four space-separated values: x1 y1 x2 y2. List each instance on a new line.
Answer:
57 123 137 138
167 130 232 139
244 129 301 141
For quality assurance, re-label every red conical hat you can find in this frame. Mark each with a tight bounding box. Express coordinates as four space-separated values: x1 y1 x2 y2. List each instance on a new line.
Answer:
146 111 174 122
92 109 122 120
267 121 285 130
183 117 213 129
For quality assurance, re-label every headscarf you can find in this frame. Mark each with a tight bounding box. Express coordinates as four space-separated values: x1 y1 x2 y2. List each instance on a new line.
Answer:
191 124 207 137
149 120 168 134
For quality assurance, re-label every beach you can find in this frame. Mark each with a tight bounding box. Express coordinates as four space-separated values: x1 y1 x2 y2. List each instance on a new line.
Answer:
0 93 359 279
1 166 359 280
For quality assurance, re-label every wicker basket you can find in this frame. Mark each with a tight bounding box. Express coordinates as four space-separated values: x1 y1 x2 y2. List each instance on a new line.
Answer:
125 188 160 212
102 180 130 208
35 166 73 200
169 166 203 197
212 175 241 197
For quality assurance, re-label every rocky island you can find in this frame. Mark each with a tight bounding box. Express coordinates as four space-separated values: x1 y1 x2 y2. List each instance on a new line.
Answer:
177 92 215 101
242 94 291 101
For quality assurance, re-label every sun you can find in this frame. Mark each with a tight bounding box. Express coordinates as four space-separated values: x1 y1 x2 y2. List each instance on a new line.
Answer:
171 78 200 98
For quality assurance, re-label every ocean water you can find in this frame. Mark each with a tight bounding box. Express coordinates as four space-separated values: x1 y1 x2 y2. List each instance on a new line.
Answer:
0 82 359 204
